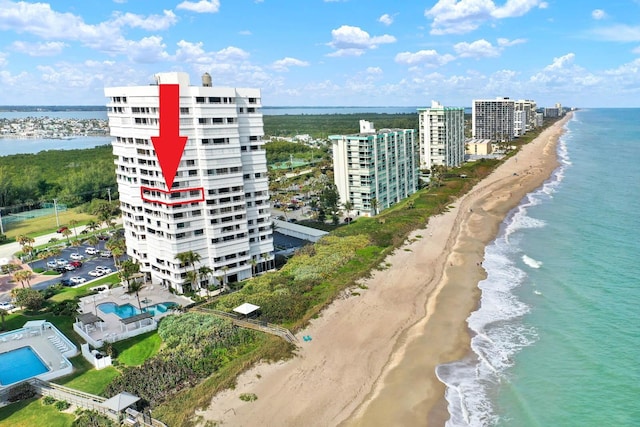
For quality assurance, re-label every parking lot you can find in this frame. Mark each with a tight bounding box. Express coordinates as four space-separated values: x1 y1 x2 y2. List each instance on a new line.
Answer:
29 240 124 291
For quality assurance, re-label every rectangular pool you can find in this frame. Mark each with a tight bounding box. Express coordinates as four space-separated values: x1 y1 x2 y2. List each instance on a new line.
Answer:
0 346 50 386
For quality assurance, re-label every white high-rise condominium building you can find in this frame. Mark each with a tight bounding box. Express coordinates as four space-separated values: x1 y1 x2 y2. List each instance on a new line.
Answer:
472 97 515 141
514 99 537 133
417 101 465 169
330 120 419 216
105 72 273 293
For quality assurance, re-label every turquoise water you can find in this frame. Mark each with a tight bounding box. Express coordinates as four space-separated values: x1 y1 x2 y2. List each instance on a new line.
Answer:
437 109 640 426
0 346 49 385
98 301 177 318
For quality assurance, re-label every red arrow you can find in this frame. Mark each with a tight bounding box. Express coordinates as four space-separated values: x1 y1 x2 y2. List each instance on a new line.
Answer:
151 84 188 190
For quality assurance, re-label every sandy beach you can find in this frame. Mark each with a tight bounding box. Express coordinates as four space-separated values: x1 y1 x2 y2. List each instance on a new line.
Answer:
198 113 572 427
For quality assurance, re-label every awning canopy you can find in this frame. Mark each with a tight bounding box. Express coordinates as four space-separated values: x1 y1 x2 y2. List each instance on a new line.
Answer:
119 312 153 325
23 320 47 329
77 313 103 326
233 303 260 316
102 392 140 412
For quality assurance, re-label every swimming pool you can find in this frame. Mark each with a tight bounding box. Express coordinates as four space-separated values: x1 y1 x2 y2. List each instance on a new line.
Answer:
98 302 139 318
0 346 50 386
98 301 178 319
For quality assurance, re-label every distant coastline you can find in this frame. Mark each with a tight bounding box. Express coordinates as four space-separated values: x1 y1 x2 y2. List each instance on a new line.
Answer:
0 105 473 115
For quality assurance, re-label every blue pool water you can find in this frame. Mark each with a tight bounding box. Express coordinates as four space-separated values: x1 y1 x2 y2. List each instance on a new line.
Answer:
0 346 50 386
98 302 139 318
98 301 177 319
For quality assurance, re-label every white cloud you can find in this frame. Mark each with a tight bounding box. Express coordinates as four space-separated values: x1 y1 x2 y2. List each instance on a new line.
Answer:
239 30 252 36
591 9 607 20
0 52 7 67
110 10 178 31
425 0 547 35
497 37 526 47
591 24 640 42
366 66 383 75
603 58 640 76
327 25 396 56
126 36 170 63
545 53 575 71
454 39 500 58
11 41 67 57
272 57 310 72
176 0 220 13
378 13 393 26
395 49 455 66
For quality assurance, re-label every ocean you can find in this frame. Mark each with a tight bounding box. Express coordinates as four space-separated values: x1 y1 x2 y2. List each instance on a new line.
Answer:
436 109 640 426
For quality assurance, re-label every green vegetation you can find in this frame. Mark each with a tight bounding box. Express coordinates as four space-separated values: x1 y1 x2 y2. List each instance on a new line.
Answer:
112 331 162 366
105 313 259 407
55 356 119 395
0 145 115 210
0 398 75 427
263 113 419 139
264 139 327 165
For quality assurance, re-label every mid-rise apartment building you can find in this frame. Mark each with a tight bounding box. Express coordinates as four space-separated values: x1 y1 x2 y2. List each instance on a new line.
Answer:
105 72 273 293
330 120 419 216
417 101 465 169
472 97 515 141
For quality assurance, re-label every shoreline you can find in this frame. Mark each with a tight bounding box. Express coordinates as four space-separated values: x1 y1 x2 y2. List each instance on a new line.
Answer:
198 113 572 426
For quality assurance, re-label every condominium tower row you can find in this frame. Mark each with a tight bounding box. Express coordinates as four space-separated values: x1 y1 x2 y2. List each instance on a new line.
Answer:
105 72 274 293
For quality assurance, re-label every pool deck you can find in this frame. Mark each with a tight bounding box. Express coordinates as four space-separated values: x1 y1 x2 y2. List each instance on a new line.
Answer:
0 324 76 388
76 285 192 347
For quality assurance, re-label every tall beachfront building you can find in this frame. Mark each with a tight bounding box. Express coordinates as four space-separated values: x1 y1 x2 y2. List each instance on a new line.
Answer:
330 120 419 216
514 99 537 136
472 97 515 141
417 101 465 169
105 72 273 293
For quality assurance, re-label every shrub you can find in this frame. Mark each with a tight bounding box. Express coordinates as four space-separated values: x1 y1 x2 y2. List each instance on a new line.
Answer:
239 393 258 402
54 400 71 411
71 410 116 427
42 396 56 405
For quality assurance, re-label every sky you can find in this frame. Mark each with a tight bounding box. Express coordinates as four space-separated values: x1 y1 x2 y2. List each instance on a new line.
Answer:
1 0 640 107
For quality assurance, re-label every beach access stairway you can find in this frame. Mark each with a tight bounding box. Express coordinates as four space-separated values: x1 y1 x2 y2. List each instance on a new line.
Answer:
193 307 298 344
1 378 167 427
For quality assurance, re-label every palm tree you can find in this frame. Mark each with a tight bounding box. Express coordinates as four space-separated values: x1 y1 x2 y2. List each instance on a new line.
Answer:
198 266 213 296
184 270 198 294
175 250 202 290
12 269 33 288
69 219 79 241
61 228 72 245
221 265 230 292
261 252 269 273
250 258 258 276
106 238 126 266
16 235 35 252
126 280 145 311
343 200 353 218
119 259 140 289
371 198 379 216
85 220 99 234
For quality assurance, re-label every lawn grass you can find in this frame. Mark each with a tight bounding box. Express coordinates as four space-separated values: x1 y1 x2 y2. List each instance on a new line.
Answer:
48 274 121 303
3 209 96 240
113 331 162 366
55 355 120 396
0 398 74 427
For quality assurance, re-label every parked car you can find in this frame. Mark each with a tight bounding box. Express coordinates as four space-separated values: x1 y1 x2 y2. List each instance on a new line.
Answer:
0 301 15 310
69 261 82 268
85 247 98 255
97 234 110 241
55 258 68 265
57 226 69 233
54 266 68 273
46 260 58 269
60 279 73 287
64 264 76 271
100 250 112 258
70 277 87 285
70 253 84 261
88 270 104 277
96 266 113 274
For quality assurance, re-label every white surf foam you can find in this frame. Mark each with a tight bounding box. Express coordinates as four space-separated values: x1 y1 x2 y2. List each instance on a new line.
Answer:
522 254 542 268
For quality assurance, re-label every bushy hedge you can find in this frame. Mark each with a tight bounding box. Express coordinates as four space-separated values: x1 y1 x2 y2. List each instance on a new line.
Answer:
105 313 256 406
